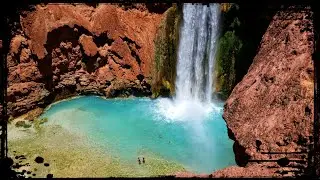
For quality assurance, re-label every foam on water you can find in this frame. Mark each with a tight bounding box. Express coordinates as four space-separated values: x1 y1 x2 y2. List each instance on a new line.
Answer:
155 98 222 123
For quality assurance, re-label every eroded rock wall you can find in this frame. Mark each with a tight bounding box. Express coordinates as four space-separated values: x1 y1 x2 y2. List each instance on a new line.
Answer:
220 6 314 176
7 4 167 117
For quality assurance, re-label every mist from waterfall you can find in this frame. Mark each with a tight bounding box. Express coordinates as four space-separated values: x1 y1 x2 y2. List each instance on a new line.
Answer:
157 3 221 122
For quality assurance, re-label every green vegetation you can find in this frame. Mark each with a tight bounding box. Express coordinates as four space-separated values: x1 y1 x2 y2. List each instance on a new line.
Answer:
215 3 274 98
215 25 243 98
33 117 48 133
15 120 32 128
215 4 243 99
152 4 181 98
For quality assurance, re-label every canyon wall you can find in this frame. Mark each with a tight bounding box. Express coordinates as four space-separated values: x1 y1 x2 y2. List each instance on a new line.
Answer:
216 6 314 177
6 4 168 117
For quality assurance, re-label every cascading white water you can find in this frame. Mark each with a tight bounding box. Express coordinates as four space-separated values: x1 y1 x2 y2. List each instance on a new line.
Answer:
157 3 221 121
175 3 220 103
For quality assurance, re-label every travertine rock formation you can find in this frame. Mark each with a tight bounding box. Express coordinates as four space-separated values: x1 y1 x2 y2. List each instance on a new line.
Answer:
6 4 167 117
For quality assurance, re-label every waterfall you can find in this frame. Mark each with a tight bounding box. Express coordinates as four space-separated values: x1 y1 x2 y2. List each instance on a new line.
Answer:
157 3 221 121
175 3 220 104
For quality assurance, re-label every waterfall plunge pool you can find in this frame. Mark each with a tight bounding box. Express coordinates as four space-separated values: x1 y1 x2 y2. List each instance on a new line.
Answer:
8 96 235 177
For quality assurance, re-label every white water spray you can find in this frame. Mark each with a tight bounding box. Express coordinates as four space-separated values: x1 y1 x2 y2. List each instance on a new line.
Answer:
157 3 221 122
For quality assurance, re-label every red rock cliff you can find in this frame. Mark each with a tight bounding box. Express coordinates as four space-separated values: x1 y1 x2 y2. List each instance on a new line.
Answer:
217 6 314 177
6 4 167 117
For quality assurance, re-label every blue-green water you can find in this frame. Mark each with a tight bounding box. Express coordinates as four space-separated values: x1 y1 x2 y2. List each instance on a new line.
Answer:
41 96 235 174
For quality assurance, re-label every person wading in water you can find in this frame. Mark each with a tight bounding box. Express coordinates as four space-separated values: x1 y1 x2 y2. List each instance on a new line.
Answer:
142 157 145 164
138 157 141 165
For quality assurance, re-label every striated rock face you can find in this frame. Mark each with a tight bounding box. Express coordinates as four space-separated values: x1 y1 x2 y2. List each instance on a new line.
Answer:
7 4 166 117
218 6 314 177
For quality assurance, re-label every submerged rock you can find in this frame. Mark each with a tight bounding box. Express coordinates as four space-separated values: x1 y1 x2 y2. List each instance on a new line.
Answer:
15 121 31 128
34 156 44 164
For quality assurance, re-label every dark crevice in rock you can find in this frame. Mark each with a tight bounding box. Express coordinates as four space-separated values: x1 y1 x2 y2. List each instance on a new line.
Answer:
227 126 236 141
157 87 171 97
82 55 108 74
52 85 77 101
109 56 121 66
122 64 131 69
292 50 298 55
277 157 290 167
79 90 104 96
297 134 308 146
84 3 99 8
93 31 114 47
233 141 251 167
109 50 123 59
121 36 141 49
137 74 144 81
34 55 53 91
256 140 262 151
304 106 311 116
141 80 151 91
109 56 131 70
120 36 142 65
45 25 91 53
108 87 151 98
263 75 275 84
81 57 96 73
130 49 141 65
105 81 111 87
145 3 172 14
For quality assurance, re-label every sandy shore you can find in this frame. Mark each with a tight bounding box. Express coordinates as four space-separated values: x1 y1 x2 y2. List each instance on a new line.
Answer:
8 117 187 178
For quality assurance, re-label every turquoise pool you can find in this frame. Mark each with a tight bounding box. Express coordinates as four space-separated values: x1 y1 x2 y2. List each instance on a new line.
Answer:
40 96 235 174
